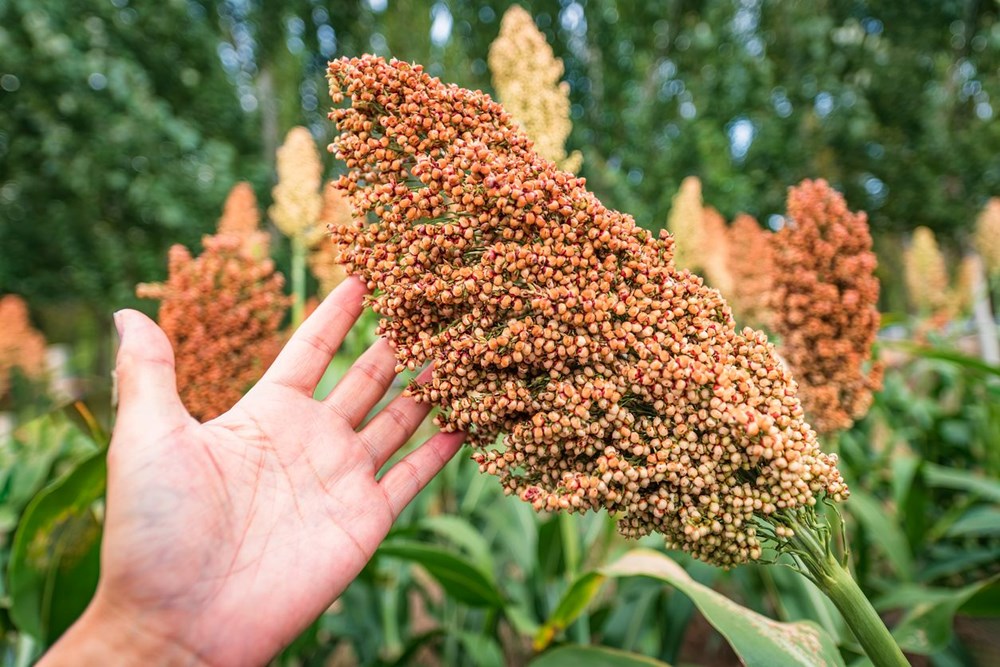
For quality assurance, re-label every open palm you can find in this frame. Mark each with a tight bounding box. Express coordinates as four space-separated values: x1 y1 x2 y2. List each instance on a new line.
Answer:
52 278 464 666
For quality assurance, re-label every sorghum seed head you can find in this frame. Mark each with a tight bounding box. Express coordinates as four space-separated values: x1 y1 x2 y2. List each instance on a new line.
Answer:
326 56 848 567
768 179 882 434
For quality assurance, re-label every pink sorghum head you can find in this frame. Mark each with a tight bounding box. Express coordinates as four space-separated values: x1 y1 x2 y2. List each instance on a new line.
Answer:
325 56 848 566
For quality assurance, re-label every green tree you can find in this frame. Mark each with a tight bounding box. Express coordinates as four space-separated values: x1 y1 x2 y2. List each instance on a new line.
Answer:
0 0 259 306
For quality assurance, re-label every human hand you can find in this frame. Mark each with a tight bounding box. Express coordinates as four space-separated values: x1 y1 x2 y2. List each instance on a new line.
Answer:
42 277 465 666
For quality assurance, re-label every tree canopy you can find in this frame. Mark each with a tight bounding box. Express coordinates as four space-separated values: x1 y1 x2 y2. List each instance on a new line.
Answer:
2 0 998 305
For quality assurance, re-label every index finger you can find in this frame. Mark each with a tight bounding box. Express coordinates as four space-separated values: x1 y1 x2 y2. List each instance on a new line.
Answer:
259 276 369 395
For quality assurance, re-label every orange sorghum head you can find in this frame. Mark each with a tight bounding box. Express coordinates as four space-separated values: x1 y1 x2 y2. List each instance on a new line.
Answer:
726 214 774 328
216 181 270 259
0 294 47 399
488 5 581 173
769 179 882 434
326 56 848 567
217 182 261 237
138 220 289 421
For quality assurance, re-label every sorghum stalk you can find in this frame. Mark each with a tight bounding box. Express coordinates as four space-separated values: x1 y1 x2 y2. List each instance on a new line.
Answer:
766 510 909 667
291 233 307 327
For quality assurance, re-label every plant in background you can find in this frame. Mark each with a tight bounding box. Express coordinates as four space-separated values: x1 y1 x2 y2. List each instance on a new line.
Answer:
270 126 325 326
488 5 581 174
904 226 950 317
699 205 733 296
725 213 774 329
217 181 262 238
975 197 1000 278
326 56 907 666
768 179 883 435
308 182 351 298
665 176 704 273
137 190 289 421
0 295 47 402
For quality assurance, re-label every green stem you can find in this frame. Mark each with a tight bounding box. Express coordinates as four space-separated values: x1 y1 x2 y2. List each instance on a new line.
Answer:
291 234 307 328
782 513 908 667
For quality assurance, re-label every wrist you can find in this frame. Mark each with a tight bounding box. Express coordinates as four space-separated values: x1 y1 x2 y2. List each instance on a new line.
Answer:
38 595 208 667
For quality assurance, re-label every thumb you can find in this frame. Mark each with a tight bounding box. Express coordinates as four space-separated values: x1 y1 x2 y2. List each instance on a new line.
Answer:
113 309 189 429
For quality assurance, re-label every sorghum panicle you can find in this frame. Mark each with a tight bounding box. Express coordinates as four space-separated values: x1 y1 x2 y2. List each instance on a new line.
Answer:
974 198 1000 277
326 56 847 567
769 179 883 434
217 182 261 238
488 5 581 173
952 254 983 317
308 182 351 297
216 182 271 259
270 126 324 241
725 214 774 329
700 206 733 296
666 176 704 273
138 202 289 421
905 226 950 315
0 294 47 399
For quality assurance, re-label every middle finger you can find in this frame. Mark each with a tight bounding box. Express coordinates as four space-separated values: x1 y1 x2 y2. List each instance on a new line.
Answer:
323 337 398 428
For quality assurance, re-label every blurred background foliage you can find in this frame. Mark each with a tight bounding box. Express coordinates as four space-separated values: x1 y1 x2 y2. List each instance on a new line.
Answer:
3 0 1000 309
2 1 1000 666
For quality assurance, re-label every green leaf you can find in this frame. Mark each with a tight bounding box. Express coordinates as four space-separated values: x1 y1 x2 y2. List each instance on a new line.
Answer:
419 515 495 575
920 546 1000 582
0 413 99 523
603 550 846 667
534 572 607 650
881 342 1000 377
377 540 504 608
923 464 1000 503
957 580 1000 617
455 631 505 667
505 602 542 637
7 448 106 644
537 516 566 579
889 456 920 515
944 506 1000 538
845 490 914 581
530 644 673 666
875 576 1000 654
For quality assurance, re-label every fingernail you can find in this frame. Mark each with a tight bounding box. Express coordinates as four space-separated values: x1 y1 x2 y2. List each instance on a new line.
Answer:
113 310 125 341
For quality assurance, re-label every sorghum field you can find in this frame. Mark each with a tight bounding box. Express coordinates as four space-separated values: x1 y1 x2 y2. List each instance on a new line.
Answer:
2 2 1000 666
